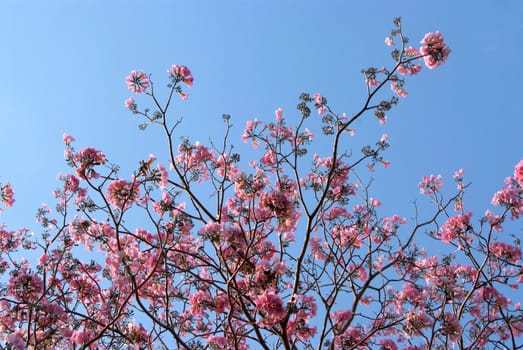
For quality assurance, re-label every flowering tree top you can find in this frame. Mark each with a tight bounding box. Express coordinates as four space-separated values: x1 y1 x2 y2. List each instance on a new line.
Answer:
0 18 521 350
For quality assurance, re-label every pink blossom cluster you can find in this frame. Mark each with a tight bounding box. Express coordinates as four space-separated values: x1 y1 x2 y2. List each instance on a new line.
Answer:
418 174 444 195
492 160 523 218
106 179 140 210
489 241 522 263
419 31 451 69
286 294 317 341
52 172 85 207
62 133 75 146
391 256 521 345
0 181 15 211
438 211 472 243
167 64 193 87
314 93 327 114
385 30 450 72
306 154 355 201
124 96 136 110
126 70 149 93
241 118 261 147
254 289 286 326
68 146 106 180
391 80 408 97
514 160 523 185
397 47 422 76
382 27 449 100
175 141 215 182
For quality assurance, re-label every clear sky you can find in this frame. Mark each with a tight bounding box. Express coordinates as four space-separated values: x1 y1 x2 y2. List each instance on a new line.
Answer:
1 0 522 237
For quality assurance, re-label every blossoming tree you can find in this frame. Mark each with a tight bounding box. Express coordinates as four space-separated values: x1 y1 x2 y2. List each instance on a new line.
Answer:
0 18 521 349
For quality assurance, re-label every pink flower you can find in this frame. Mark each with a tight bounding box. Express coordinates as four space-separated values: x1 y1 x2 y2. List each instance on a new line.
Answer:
71 328 94 345
157 163 168 189
189 290 212 315
332 310 353 329
385 36 395 46
391 81 408 97
126 70 149 93
72 147 106 180
254 290 286 326
62 133 75 146
419 174 444 195
7 264 43 301
63 174 79 193
313 93 323 105
404 310 432 336
489 242 522 262
491 179 523 218
441 312 461 341
453 168 464 181
153 192 173 216
1 182 15 209
6 330 25 350
310 236 327 260
370 197 381 207
452 168 465 190
314 93 326 114
124 97 136 109
420 31 451 69
438 211 472 243
398 47 422 76
241 118 261 146
275 107 284 123
106 179 140 210
513 160 523 186
366 77 379 87
168 64 193 87
261 149 277 167
397 63 422 76
405 46 420 56
485 209 503 231
206 336 228 349
260 191 293 219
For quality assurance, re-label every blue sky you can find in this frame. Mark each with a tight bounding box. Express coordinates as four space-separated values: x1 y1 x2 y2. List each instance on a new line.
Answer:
1 0 523 236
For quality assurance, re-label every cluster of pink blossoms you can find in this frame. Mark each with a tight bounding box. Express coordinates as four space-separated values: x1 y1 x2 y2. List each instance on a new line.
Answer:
397 47 422 76
438 211 472 244
314 93 327 114
167 64 193 87
514 160 523 184
384 31 450 97
253 290 286 326
492 160 523 219
124 97 136 110
106 179 141 210
0 182 15 211
126 70 149 93
175 141 215 182
70 147 106 180
418 174 444 195
489 241 522 261
125 64 193 106
420 31 451 69
386 31 450 70
390 81 408 97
